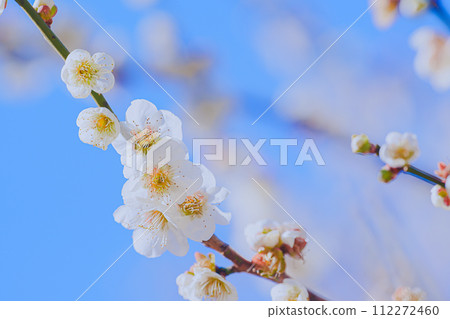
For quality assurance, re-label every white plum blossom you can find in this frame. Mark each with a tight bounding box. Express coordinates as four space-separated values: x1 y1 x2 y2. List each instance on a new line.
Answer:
121 151 202 206
370 0 400 29
392 287 426 301
370 0 428 29
399 0 429 17
245 220 281 251
410 28 450 90
61 49 115 98
76 107 119 150
430 184 450 210
0 0 6 16
167 165 231 242
271 279 309 301
379 132 420 168
112 99 184 178
114 202 188 258
177 268 238 301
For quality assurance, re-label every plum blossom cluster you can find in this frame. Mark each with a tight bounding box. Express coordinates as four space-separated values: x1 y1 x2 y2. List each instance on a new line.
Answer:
352 132 450 211
11 0 326 302
245 220 310 301
369 0 429 29
369 0 450 91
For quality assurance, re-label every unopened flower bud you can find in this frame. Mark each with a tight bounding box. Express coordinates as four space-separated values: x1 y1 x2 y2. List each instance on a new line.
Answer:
379 165 400 183
252 247 286 278
281 236 307 259
351 134 372 154
33 0 57 26
435 162 450 180
191 252 216 272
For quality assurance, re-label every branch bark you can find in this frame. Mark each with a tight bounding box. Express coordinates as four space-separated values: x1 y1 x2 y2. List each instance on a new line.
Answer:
203 234 327 301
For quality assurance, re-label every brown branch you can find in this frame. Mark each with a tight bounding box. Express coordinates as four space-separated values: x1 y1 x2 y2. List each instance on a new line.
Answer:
203 234 326 301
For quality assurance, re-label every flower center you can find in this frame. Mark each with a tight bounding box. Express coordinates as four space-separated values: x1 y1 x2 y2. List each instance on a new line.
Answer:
142 165 174 196
139 210 168 231
179 193 205 216
132 127 161 155
95 114 115 134
201 277 231 300
392 147 413 160
76 59 98 84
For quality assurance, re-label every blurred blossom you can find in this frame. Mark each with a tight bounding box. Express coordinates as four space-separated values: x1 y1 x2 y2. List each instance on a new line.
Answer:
430 185 450 210
379 132 420 168
137 12 210 80
0 0 6 16
254 15 312 75
122 0 158 10
392 286 426 301
370 0 400 29
271 279 309 301
370 0 428 29
410 27 450 91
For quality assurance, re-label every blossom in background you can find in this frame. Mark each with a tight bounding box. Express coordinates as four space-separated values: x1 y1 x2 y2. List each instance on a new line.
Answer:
112 99 183 178
113 202 188 258
351 134 372 154
245 220 281 251
33 0 57 26
76 107 119 150
61 49 115 98
370 0 400 29
167 165 231 242
399 0 429 17
430 185 450 210
392 287 426 301
271 279 309 301
0 0 6 16
379 132 420 168
177 268 238 301
245 220 307 258
370 0 428 29
410 28 450 91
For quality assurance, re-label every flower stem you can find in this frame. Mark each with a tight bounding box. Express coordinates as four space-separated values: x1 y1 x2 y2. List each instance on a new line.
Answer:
403 165 445 187
14 0 115 115
203 234 327 301
431 0 450 30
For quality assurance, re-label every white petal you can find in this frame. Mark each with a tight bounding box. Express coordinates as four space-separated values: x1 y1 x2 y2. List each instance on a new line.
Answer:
92 72 115 94
160 110 183 140
132 227 168 258
200 165 216 189
113 205 141 230
166 225 189 256
67 84 91 99
92 52 115 72
66 49 91 64
210 206 231 226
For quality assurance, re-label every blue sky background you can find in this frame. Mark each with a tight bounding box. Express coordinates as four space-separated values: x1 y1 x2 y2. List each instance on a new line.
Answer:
2 0 450 301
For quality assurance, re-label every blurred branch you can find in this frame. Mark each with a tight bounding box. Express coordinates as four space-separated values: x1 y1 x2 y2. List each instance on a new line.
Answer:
431 0 450 30
203 234 327 301
14 0 116 116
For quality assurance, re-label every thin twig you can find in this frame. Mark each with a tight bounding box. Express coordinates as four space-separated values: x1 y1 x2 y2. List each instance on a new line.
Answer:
203 234 326 301
14 0 115 115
